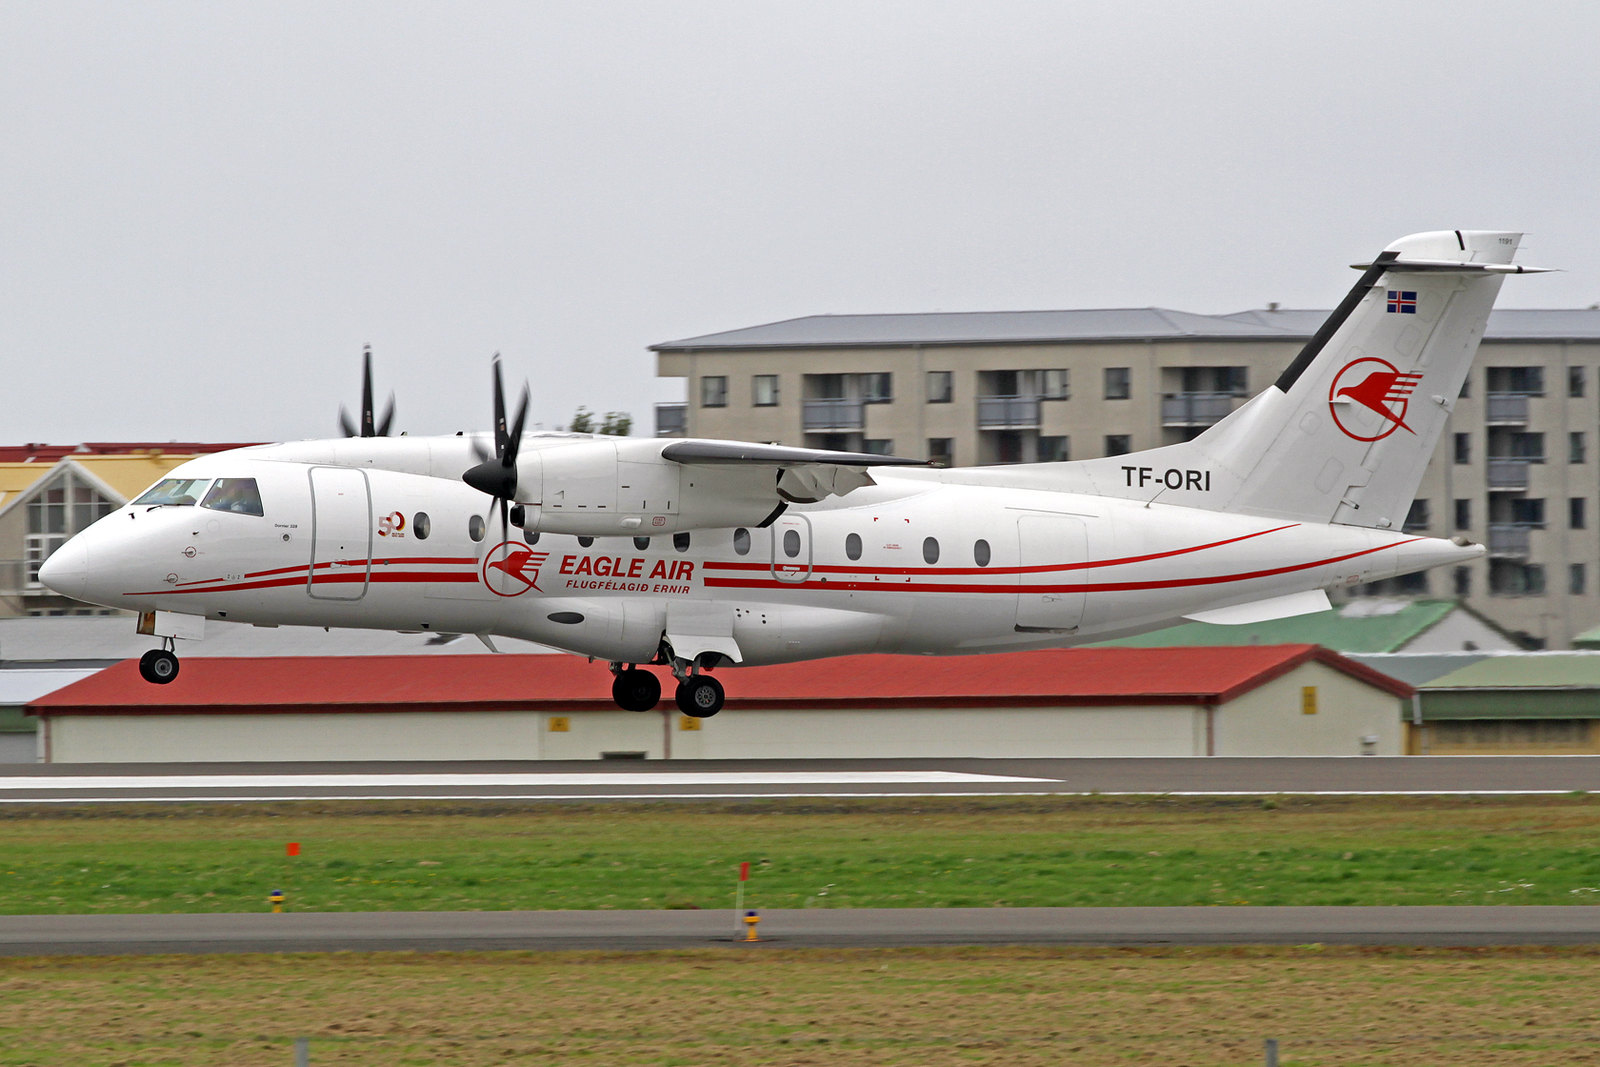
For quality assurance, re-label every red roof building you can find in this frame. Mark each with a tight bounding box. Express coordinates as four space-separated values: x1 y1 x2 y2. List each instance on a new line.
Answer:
27 646 1412 763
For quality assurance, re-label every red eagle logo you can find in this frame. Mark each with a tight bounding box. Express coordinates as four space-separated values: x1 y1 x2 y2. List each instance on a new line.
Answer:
1328 358 1423 442
481 542 547 597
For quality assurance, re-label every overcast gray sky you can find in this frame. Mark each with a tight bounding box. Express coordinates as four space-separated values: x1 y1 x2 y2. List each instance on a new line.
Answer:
4 1 1598 444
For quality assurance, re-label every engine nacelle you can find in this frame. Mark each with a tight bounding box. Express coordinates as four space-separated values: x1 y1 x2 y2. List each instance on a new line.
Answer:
513 438 785 537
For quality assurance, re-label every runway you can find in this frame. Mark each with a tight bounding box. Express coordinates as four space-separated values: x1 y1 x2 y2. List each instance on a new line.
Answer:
4 755 1600 803
3 906 1598 956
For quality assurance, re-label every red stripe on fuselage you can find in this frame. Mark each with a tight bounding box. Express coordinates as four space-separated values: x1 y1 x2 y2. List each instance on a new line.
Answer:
701 523 1299 577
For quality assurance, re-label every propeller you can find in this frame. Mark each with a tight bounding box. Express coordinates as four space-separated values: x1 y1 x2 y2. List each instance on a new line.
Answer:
462 355 530 542
338 345 396 437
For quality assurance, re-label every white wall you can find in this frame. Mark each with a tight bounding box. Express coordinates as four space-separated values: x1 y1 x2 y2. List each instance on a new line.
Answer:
1214 663 1403 756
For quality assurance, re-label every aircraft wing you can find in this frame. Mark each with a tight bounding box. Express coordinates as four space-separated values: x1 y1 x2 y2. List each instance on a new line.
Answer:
661 440 928 504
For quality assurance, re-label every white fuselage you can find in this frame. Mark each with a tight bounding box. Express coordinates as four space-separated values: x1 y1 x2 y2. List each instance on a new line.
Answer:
44 440 1477 667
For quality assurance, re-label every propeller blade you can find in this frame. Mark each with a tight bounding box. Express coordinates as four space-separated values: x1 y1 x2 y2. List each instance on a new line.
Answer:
360 346 375 436
490 355 508 458
338 405 357 438
504 384 530 468
376 394 396 437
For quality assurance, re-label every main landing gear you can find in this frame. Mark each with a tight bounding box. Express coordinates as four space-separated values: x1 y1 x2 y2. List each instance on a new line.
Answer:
607 656 726 718
138 642 180 685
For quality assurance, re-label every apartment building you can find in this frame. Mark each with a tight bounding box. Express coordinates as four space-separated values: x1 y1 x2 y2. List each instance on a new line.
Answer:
653 307 1600 648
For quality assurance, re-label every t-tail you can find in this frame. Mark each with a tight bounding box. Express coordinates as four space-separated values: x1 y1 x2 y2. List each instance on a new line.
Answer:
1077 230 1547 529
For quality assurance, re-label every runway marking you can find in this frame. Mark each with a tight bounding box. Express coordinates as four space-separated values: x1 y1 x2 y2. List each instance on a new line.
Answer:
0 770 1054 792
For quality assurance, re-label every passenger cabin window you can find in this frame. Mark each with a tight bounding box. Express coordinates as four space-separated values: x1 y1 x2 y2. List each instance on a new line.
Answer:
845 532 862 561
413 512 431 540
134 478 211 507
200 478 264 517
469 516 487 542
733 528 751 555
633 536 651 550
783 529 801 558
923 537 940 565
674 532 691 552
974 539 991 567
577 535 594 548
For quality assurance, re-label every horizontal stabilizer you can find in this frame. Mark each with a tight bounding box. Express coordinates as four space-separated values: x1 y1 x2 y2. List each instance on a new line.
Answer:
1183 589 1332 626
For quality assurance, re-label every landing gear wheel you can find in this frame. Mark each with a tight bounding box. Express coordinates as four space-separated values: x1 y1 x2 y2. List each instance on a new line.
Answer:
138 649 180 685
612 668 661 712
675 675 725 718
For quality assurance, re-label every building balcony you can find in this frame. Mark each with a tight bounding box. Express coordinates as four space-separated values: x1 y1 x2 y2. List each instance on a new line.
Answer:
1487 523 1538 559
1485 457 1540 491
976 395 1041 430
653 403 686 437
1160 392 1236 428
1484 393 1531 425
802 398 865 431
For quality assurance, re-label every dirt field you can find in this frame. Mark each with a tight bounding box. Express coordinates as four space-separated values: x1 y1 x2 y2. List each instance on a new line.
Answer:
4 945 1600 1066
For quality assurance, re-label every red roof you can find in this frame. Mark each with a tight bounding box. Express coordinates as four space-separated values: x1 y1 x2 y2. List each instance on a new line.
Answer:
28 645 1411 715
0 442 260 463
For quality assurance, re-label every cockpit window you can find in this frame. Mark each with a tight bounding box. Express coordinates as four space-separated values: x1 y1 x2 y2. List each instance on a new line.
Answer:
201 478 265 517
133 478 212 507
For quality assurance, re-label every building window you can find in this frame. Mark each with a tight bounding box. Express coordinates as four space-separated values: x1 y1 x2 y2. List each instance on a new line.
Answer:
1506 432 1545 461
1038 436 1069 462
1459 375 1471 399
1454 499 1471 531
863 439 893 456
861 373 892 404
1511 497 1546 527
700 376 727 407
1490 560 1545 596
1572 498 1587 530
1571 432 1586 464
927 371 953 404
1182 366 1248 396
927 438 953 468
1453 566 1471 597
1104 367 1131 400
1403 500 1430 532
1572 563 1588 596
1454 433 1471 464
1487 366 1544 396
1040 369 1069 400
752 375 779 407
1571 366 1586 398
1105 435 1132 457
24 473 116 587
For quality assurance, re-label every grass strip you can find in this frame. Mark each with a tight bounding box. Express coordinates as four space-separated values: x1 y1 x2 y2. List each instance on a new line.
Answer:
2 794 1599 914
3 945 1600 1066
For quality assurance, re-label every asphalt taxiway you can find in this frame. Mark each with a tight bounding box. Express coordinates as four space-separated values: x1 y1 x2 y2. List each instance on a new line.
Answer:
3 906 1599 956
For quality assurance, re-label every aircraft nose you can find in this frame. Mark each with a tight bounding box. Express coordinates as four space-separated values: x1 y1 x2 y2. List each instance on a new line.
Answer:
37 537 90 601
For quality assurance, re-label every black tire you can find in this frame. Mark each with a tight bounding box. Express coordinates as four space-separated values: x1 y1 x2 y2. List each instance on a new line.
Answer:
674 675 725 718
139 649 180 685
611 668 661 712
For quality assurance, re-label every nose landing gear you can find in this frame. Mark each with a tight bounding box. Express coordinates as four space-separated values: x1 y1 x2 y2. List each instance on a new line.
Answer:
138 642 180 685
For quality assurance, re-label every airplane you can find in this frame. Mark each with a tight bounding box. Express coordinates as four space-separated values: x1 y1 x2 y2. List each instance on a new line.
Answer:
39 230 1546 717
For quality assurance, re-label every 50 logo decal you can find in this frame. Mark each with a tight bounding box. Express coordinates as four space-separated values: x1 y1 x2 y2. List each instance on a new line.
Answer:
377 512 407 538
1328 358 1421 442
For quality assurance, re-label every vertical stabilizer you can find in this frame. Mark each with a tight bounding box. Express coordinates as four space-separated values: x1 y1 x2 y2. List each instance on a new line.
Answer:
1064 231 1542 529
